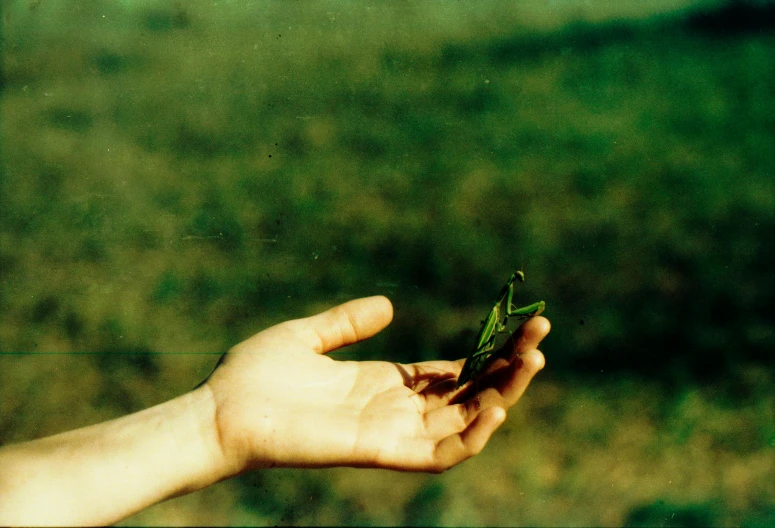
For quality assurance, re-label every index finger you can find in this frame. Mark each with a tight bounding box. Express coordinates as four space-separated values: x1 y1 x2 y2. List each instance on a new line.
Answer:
513 316 551 354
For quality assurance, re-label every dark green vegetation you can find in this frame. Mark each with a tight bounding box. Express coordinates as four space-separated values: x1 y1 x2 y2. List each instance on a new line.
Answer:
1 0 773 525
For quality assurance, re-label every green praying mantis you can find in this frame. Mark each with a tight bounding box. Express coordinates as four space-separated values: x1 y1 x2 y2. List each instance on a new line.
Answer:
456 271 545 389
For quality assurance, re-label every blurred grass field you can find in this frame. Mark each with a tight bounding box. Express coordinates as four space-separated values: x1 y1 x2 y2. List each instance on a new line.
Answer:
1 0 774 525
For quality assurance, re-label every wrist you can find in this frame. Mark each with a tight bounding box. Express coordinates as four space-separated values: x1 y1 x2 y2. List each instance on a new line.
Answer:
182 385 243 492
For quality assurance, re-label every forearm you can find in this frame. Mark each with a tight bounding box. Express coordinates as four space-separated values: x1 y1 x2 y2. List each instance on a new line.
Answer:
0 386 230 526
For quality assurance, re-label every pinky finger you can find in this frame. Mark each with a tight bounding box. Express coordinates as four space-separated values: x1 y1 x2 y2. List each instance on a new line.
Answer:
431 406 506 472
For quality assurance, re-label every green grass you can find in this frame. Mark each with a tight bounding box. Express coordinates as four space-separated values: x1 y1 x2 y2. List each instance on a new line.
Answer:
2 0 774 525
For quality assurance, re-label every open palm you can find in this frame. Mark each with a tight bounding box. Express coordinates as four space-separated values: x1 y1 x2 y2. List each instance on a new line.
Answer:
203 296 549 474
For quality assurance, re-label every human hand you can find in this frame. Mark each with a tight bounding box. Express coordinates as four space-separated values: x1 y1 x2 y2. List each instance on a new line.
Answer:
201 295 549 475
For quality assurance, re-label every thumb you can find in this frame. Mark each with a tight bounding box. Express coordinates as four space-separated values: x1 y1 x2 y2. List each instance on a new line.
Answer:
299 295 394 354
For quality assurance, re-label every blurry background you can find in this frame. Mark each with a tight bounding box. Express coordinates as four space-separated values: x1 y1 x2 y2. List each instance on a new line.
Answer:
1 0 773 525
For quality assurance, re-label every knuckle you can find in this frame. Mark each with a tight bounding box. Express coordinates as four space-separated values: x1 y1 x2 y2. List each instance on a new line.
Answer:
331 304 360 344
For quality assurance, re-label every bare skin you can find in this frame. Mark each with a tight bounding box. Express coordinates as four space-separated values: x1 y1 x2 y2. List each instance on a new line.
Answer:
0 295 549 526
